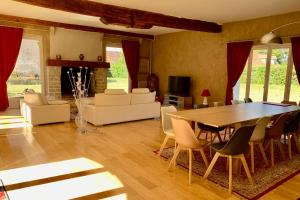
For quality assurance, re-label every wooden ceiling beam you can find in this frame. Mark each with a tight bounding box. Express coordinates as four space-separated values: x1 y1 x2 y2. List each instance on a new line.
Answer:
0 14 154 39
13 0 222 33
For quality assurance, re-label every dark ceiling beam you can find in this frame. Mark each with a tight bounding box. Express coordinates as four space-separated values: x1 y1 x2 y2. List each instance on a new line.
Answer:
0 14 154 39
13 0 222 33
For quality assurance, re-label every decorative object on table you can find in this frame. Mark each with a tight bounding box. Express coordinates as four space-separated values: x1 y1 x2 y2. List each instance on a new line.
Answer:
260 21 300 44
56 54 62 60
201 89 211 105
67 66 93 133
79 54 85 61
97 56 102 61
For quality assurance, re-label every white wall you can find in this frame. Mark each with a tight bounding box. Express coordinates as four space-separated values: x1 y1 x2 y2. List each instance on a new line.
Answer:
50 28 103 61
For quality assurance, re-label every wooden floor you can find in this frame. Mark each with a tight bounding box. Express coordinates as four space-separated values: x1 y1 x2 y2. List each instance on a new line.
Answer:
0 110 299 200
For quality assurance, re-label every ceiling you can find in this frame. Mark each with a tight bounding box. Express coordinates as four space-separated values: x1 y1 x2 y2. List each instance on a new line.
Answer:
0 0 300 35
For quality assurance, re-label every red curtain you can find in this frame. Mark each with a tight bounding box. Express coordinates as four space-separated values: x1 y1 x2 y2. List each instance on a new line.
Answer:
291 37 300 85
122 40 140 91
0 26 23 111
225 41 253 105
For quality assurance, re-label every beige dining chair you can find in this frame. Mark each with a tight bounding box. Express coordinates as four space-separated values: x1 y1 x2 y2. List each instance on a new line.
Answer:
168 117 208 184
158 105 177 156
265 113 290 167
249 116 272 173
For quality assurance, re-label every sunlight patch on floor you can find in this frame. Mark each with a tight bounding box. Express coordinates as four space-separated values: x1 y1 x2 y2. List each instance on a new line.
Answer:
0 158 103 186
7 172 124 199
0 157 126 199
102 193 127 200
0 115 31 130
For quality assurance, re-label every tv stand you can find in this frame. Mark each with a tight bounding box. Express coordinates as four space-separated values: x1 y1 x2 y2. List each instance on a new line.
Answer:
163 94 193 109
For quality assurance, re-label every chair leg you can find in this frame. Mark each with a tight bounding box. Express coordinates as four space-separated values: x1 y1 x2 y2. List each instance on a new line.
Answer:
199 148 208 167
258 142 269 166
277 140 286 160
270 139 274 167
203 152 220 179
188 148 192 184
197 130 202 139
168 146 181 171
158 135 170 156
240 154 253 185
249 142 255 173
216 132 223 143
288 133 292 159
228 155 233 194
292 132 300 153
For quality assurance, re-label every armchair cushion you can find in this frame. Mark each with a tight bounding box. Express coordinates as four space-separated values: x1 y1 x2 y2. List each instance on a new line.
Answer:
24 93 48 105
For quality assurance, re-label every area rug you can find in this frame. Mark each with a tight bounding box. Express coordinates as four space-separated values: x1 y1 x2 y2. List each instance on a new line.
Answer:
155 146 300 200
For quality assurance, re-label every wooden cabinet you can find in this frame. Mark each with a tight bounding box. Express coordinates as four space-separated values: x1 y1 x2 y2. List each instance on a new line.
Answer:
163 94 193 109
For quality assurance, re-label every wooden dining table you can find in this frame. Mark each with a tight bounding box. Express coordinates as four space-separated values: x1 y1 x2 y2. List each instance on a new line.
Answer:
168 102 300 174
168 102 300 128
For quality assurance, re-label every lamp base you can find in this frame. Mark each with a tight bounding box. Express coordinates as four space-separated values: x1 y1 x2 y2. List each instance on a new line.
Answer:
203 97 208 105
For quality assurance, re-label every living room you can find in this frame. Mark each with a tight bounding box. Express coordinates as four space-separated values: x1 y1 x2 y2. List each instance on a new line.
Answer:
0 0 300 199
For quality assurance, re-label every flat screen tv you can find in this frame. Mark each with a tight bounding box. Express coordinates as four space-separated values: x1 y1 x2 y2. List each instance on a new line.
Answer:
168 76 190 97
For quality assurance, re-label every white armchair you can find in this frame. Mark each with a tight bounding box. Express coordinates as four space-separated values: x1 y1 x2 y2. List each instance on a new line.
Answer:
21 94 70 126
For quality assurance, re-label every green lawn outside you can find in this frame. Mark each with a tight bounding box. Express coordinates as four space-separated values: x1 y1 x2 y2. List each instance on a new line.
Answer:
240 83 299 103
107 78 128 92
7 84 41 97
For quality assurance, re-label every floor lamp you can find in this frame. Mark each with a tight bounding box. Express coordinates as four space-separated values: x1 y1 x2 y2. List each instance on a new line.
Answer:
260 21 300 44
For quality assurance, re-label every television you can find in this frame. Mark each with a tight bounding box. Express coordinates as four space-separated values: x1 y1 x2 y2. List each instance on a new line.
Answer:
168 76 191 97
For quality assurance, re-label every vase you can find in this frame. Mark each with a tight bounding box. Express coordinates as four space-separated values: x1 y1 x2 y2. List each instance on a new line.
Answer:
75 99 88 134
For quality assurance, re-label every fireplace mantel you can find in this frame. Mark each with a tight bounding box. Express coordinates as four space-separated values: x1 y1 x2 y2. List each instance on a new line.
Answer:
47 59 110 68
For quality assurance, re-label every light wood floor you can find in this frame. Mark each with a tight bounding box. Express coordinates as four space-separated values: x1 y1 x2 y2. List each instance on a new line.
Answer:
0 110 299 199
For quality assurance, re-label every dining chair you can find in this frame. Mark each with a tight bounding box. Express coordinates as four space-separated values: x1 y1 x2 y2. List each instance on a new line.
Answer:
283 111 300 159
265 113 290 167
158 105 177 156
249 116 272 173
203 125 256 193
168 117 208 184
197 102 232 155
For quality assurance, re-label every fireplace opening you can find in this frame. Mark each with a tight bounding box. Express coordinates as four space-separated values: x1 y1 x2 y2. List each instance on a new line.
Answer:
61 67 94 97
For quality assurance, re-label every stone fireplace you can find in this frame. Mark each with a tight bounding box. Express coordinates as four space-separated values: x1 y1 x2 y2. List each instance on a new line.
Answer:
47 60 109 100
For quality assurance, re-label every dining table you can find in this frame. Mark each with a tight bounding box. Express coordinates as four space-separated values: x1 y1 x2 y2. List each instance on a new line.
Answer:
167 102 300 174
168 102 300 128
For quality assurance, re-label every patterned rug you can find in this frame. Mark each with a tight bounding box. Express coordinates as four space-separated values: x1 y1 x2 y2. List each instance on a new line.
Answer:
156 146 300 200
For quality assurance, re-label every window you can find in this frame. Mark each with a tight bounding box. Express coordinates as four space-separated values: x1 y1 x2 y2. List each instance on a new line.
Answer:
105 46 129 92
234 44 300 103
7 38 42 97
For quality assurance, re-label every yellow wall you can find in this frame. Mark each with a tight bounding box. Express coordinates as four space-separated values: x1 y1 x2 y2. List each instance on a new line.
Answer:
152 11 300 105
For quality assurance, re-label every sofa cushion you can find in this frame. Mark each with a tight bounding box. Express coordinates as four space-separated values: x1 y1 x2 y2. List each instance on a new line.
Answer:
95 93 131 106
104 89 126 95
132 88 150 94
131 91 156 105
24 93 48 106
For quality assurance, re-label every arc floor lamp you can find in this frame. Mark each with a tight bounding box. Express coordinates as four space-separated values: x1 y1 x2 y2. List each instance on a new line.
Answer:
260 21 300 44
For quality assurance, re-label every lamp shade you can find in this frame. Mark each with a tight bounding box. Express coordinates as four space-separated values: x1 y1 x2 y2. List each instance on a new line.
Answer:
260 32 283 44
201 89 211 97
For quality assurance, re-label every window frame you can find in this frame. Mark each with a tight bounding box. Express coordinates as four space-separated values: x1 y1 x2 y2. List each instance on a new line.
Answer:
8 34 45 97
242 44 294 102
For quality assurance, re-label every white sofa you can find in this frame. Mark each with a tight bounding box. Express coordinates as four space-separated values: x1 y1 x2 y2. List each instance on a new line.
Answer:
20 93 70 126
85 88 160 126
